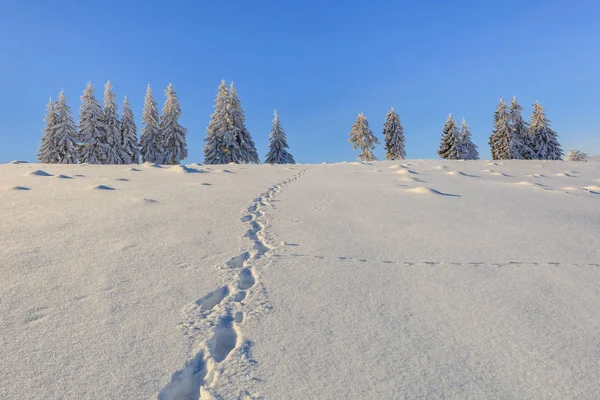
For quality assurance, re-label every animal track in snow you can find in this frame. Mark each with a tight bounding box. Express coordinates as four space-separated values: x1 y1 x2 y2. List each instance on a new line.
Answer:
196 286 230 311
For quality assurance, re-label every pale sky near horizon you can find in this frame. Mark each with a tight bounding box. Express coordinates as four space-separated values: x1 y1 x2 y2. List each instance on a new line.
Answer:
1 0 599 163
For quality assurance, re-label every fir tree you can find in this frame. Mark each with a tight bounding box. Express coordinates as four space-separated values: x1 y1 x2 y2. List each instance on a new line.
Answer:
140 85 163 163
37 93 79 163
529 102 563 160
228 82 259 163
488 98 512 160
203 80 230 165
159 84 188 165
101 81 124 164
509 97 534 159
382 108 406 160
349 113 379 161
265 109 295 164
438 114 462 160
78 82 107 164
120 97 139 164
566 149 587 161
460 119 479 160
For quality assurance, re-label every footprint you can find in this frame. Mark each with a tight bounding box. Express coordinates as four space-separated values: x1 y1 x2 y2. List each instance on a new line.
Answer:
157 351 207 400
207 315 238 362
90 184 116 191
238 268 256 290
234 291 247 302
226 252 250 269
196 286 230 311
234 311 244 323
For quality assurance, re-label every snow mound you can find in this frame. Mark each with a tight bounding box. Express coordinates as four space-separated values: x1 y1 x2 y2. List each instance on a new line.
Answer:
169 165 203 174
28 170 53 177
555 173 576 177
445 171 477 177
406 187 459 196
54 174 73 179
126 167 142 172
9 160 29 164
517 181 537 186
10 185 30 190
433 165 449 170
584 186 600 194
143 162 162 168
527 173 546 178
215 169 234 173
395 169 419 175
90 184 116 191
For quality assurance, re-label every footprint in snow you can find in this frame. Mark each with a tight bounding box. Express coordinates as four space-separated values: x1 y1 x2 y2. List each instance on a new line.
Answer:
407 187 460 197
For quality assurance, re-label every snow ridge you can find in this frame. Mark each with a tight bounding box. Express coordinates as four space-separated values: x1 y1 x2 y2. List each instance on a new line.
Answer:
157 167 310 400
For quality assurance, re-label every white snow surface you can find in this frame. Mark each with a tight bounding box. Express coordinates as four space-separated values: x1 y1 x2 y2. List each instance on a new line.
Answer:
1 160 599 399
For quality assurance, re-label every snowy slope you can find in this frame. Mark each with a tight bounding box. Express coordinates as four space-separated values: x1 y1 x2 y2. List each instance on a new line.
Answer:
1 160 599 399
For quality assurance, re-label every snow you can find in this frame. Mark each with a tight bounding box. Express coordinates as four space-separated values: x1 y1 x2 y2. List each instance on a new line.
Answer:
1 159 599 399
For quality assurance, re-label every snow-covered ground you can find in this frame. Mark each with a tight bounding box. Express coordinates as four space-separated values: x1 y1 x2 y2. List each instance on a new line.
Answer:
1 159 599 399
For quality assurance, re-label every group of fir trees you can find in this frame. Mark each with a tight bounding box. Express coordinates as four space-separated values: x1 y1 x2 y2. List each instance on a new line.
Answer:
489 97 562 160
348 108 407 161
438 116 480 160
38 81 187 165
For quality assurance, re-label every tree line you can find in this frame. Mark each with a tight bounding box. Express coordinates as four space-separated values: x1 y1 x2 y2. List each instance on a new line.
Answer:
37 80 295 165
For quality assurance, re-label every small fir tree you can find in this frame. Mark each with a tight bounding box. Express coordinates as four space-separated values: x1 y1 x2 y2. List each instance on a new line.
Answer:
139 85 163 163
37 94 79 163
460 119 479 160
101 81 124 164
203 80 230 165
120 97 139 164
78 82 107 164
383 108 406 160
159 84 188 165
565 149 587 161
228 82 259 163
265 109 295 164
349 113 379 161
489 98 512 160
438 114 462 160
529 102 563 160
509 97 534 159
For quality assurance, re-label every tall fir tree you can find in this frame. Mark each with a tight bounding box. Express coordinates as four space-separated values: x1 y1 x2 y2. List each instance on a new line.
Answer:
488 98 512 160
203 80 230 164
349 113 379 161
438 114 462 159
382 107 406 160
159 84 188 165
265 109 295 164
460 119 479 160
37 93 79 163
78 82 107 164
529 102 563 160
101 81 124 164
509 97 534 159
228 82 259 163
120 97 139 164
139 85 163 163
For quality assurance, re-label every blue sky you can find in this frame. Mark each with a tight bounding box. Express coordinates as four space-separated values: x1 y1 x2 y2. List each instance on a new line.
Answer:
1 0 599 163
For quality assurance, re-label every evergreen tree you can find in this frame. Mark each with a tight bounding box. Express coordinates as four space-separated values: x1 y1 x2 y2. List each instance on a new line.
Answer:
101 81 124 164
488 98 512 160
140 85 163 163
120 97 139 164
37 93 79 163
438 114 462 160
460 119 479 160
509 97 534 159
203 80 230 165
78 82 107 164
349 113 379 161
529 102 563 160
566 149 587 161
228 82 259 163
159 84 188 165
265 109 295 164
382 107 406 160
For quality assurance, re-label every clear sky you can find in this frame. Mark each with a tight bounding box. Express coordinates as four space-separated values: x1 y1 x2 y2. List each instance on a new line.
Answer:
1 0 599 163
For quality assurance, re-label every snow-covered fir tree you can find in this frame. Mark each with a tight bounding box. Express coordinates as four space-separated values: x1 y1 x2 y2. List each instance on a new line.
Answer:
349 113 379 161
488 98 513 160
509 97 534 159
228 82 259 163
139 85 163 163
203 80 230 164
120 97 139 164
460 119 479 160
265 109 295 164
438 115 462 159
78 82 108 164
566 149 587 161
159 84 188 165
382 108 406 160
529 102 563 160
101 81 124 164
38 93 79 163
